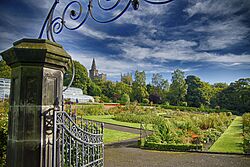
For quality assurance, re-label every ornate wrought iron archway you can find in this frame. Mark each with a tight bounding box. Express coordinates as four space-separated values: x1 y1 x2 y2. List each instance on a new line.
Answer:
38 0 174 42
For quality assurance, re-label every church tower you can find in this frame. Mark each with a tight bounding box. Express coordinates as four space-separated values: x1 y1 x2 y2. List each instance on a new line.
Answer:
89 58 106 81
89 58 99 80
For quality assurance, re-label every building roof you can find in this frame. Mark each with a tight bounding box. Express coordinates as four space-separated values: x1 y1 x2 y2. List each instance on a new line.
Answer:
63 87 94 103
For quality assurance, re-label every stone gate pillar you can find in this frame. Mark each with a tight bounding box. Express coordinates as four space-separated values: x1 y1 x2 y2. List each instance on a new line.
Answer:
1 39 71 167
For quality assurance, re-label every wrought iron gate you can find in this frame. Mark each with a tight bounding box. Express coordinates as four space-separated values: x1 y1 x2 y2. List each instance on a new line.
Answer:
52 109 104 167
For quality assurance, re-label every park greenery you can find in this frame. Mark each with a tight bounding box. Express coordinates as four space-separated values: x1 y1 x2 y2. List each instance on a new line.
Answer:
0 58 249 159
243 113 250 153
0 59 249 114
79 104 238 152
0 101 8 165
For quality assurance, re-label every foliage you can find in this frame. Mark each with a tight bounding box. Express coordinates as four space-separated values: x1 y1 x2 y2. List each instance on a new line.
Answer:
64 60 91 94
83 115 141 129
152 73 169 91
113 82 132 102
142 98 149 104
186 75 213 107
135 70 146 86
161 104 234 114
148 73 169 104
121 73 132 85
243 113 250 153
131 82 148 103
150 118 176 143
0 101 8 166
112 104 158 124
210 83 228 108
143 141 202 151
0 60 11 79
114 112 157 124
88 82 102 96
65 104 106 116
145 111 233 147
168 69 187 106
131 70 148 103
120 94 130 105
217 78 250 114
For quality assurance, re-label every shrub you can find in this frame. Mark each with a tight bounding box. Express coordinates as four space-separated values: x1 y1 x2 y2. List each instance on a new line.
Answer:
243 113 250 153
180 102 187 107
65 104 105 116
161 104 235 114
144 141 202 151
120 94 130 105
100 95 111 103
142 98 149 105
151 119 178 144
0 101 8 166
114 112 158 124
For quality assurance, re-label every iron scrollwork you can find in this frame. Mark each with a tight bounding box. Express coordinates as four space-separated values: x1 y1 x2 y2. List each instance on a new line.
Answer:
39 0 174 42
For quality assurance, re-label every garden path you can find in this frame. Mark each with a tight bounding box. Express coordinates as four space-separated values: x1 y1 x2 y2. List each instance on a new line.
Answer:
105 146 250 167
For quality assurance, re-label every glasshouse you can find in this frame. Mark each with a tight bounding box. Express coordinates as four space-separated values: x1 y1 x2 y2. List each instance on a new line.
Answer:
63 87 94 103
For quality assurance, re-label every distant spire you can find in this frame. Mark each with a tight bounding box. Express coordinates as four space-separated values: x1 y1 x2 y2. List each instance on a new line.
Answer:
91 58 96 69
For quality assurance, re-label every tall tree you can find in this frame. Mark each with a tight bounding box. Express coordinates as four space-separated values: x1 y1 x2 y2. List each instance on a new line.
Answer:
135 70 146 86
185 75 213 107
64 60 91 94
210 83 228 108
131 70 148 102
218 78 250 113
150 73 169 104
152 73 169 91
185 75 203 107
88 82 102 96
168 69 187 105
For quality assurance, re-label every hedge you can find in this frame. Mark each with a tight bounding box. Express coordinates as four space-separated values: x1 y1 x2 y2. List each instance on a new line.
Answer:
160 105 236 115
143 141 203 152
243 113 250 153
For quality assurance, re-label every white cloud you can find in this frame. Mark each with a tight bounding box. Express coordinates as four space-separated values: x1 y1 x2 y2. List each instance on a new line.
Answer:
183 0 250 50
195 18 249 50
185 0 250 17
110 35 250 65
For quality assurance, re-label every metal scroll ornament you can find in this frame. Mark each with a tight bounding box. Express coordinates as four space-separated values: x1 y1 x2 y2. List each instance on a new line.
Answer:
38 0 174 42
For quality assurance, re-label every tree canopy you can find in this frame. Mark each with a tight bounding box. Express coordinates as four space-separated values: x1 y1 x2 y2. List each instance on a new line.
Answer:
0 60 11 79
168 69 187 106
1 58 249 114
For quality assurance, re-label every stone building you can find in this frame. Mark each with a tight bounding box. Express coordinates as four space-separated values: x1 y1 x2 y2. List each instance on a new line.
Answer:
89 58 106 81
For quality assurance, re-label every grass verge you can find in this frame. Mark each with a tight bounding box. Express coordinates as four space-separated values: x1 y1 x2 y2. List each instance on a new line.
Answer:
104 128 139 144
209 116 244 153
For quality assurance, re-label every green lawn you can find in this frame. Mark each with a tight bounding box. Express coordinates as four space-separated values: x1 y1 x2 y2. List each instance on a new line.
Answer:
209 116 244 153
83 115 142 129
104 128 139 144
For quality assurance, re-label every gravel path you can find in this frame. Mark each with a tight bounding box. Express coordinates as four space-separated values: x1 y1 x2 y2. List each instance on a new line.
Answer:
105 146 250 167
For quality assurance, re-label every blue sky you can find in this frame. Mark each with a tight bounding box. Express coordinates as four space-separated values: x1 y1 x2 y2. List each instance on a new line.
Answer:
0 0 250 84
